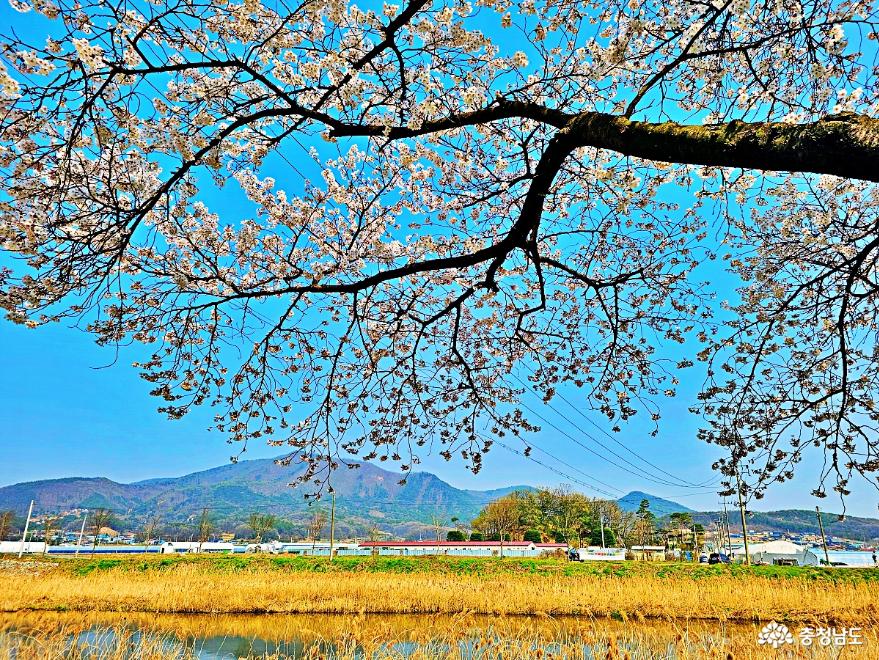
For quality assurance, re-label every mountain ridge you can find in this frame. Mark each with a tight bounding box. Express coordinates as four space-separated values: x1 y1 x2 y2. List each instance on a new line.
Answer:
2 459 878 540
0 457 534 537
616 490 695 516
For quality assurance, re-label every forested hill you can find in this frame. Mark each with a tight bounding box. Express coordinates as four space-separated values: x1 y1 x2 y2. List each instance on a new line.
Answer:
0 457 530 537
691 509 879 541
2 458 878 540
616 491 694 516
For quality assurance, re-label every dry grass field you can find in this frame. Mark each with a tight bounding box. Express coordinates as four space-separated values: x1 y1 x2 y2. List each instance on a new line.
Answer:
1 555 877 624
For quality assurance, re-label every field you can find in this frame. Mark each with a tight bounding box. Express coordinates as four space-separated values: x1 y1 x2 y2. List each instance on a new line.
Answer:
2 556 878 658
2 554 878 624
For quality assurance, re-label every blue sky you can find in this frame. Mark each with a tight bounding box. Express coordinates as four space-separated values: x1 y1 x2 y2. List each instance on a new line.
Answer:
3 311 874 516
0 1 876 518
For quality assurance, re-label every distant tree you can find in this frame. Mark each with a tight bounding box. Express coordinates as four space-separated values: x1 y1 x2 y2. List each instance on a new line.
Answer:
430 513 447 542
523 530 542 543
140 514 162 545
41 514 61 551
615 511 637 546
446 530 466 542
669 512 694 529
693 524 706 555
589 526 617 547
197 508 214 552
472 494 523 554
548 487 592 546
249 513 277 543
0 511 14 541
668 512 695 553
306 511 327 549
90 508 113 553
634 500 657 548
475 488 625 548
469 532 484 542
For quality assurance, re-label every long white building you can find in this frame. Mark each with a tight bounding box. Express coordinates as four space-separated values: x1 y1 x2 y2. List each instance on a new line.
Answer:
357 540 567 557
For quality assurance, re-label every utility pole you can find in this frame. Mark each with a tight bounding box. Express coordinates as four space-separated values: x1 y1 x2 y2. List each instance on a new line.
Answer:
816 506 831 567
75 511 88 556
735 470 750 566
600 514 606 549
722 501 732 554
18 500 34 558
329 491 336 561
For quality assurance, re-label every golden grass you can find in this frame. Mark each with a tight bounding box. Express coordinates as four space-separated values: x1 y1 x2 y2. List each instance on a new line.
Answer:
2 611 877 659
1 557 877 625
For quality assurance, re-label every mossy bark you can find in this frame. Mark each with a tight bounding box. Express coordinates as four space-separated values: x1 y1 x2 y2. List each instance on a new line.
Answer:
563 112 879 182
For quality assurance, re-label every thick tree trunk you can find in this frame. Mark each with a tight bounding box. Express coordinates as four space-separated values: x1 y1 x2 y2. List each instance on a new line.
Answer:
333 105 879 182
561 111 879 182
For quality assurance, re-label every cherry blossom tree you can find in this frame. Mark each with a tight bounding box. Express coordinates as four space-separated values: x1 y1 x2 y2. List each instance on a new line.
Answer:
1 0 878 505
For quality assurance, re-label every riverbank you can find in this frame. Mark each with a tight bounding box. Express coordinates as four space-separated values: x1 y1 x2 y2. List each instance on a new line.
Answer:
1 555 877 624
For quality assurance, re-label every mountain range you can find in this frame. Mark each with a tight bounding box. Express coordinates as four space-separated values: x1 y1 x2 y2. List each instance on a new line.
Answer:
1 457 877 540
0 457 530 538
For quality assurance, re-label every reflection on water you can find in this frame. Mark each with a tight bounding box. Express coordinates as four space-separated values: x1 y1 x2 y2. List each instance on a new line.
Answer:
0 611 873 659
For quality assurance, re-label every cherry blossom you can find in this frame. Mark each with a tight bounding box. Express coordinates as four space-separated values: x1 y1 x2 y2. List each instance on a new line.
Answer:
0 0 877 502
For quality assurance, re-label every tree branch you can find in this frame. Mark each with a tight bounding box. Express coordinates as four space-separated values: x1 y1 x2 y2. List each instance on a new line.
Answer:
331 107 879 182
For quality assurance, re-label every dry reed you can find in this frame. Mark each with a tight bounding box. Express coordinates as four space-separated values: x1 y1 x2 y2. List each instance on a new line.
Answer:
1 558 877 625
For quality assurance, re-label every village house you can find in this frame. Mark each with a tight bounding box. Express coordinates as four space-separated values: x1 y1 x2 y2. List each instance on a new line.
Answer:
630 545 666 561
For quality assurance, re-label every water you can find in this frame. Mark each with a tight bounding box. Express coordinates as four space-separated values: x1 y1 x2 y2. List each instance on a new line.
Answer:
825 550 877 567
0 612 872 659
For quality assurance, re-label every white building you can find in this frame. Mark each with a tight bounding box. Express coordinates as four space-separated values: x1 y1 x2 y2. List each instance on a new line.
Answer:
268 542 368 556
731 540 820 566
358 541 567 557
158 541 241 554
0 541 47 554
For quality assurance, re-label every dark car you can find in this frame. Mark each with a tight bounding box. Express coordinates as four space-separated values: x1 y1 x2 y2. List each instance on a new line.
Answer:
708 552 731 565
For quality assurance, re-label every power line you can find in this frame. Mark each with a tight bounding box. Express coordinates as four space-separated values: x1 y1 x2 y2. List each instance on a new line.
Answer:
493 438 621 499
516 397 704 489
512 371 711 488
505 436 623 496
509 370 721 490
517 370 721 488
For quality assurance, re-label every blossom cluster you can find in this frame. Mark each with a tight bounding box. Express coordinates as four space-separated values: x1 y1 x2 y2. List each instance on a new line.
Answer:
0 0 876 495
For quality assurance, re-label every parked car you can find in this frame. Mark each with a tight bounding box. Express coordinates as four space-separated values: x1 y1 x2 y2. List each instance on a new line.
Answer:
708 552 731 564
